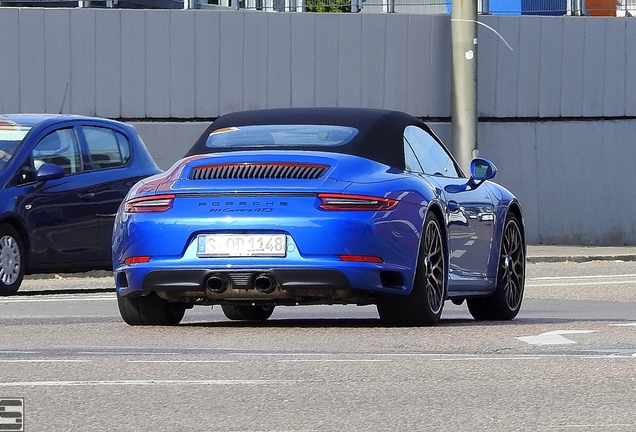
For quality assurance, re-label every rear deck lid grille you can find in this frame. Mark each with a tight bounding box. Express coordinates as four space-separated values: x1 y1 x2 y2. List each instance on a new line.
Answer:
189 163 329 180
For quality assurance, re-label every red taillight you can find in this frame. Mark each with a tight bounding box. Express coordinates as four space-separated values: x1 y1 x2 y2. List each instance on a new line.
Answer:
318 193 398 211
124 194 175 213
124 256 151 265
339 255 384 263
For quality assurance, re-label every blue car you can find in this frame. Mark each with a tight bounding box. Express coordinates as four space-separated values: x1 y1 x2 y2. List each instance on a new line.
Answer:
113 108 525 327
0 114 160 295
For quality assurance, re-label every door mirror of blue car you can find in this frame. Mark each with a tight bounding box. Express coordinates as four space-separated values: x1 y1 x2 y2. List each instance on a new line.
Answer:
35 163 65 182
444 158 497 193
470 158 497 181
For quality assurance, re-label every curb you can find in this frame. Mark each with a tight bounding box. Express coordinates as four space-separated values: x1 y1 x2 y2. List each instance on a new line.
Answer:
527 255 636 264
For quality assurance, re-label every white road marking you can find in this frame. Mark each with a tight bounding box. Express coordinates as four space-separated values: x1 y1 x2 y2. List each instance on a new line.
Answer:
530 274 636 280
526 280 636 287
0 296 114 303
526 273 636 288
430 357 546 361
609 323 636 326
237 353 332 356
78 351 180 356
1 352 634 367
548 424 636 429
374 353 475 357
0 360 88 363
0 379 298 387
128 360 238 363
276 359 389 363
517 330 598 345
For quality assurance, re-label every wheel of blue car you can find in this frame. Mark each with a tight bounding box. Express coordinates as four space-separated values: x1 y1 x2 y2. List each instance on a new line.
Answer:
467 213 525 321
0 224 25 296
117 292 186 326
377 212 446 326
221 304 275 321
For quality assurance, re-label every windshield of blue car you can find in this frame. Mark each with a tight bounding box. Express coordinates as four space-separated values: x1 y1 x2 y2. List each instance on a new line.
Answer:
0 124 31 170
205 125 359 148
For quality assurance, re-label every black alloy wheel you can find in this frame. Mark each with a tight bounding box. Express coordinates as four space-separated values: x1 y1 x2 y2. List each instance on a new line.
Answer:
117 292 186 326
467 213 525 320
377 212 446 326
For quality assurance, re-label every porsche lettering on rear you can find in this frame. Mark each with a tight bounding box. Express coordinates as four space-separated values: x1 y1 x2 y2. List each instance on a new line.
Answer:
199 200 288 213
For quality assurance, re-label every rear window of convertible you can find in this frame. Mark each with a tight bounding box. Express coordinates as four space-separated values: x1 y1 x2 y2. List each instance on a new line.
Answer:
205 125 358 148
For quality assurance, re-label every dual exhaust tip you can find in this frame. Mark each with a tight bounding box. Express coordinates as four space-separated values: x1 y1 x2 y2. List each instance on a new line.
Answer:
205 273 276 294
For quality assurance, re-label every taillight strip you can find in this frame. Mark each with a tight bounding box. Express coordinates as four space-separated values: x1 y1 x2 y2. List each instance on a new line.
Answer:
124 194 176 213
318 193 398 211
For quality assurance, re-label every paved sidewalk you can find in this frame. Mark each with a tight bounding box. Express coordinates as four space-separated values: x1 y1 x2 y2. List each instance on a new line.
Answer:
527 245 636 263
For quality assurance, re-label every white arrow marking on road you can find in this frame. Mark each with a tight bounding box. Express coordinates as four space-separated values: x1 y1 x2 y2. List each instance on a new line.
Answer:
0 379 298 387
517 330 598 345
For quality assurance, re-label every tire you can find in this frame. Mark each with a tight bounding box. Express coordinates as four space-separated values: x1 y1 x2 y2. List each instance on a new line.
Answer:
0 224 25 296
467 213 525 321
221 304 275 321
117 292 186 326
377 212 446 327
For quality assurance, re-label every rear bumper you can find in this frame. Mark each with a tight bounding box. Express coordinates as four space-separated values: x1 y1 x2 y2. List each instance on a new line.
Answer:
115 261 409 303
142 268 352 292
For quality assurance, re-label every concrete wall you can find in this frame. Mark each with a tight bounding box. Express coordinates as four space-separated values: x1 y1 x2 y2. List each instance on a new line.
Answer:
2 9 635 245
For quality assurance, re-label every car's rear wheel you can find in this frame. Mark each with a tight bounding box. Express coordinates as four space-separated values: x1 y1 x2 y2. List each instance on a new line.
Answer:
117 292 186 326
0 224 25 296
377 212 446 326
221 304 275 321
467 213 525 321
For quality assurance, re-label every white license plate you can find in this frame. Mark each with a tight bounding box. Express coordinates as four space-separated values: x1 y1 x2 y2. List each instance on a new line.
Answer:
196 234 287 257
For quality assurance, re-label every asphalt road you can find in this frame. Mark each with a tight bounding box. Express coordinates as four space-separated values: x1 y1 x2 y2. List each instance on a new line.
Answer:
1 261 635 431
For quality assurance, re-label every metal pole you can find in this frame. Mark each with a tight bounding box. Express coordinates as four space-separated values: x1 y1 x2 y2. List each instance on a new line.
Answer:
450 0 478 174
571 0 584 14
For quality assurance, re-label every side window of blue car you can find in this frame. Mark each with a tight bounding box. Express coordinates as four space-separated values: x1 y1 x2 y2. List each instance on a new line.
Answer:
403 126 459 178
83 126 131 170
32 128 82 175
404 140 424 173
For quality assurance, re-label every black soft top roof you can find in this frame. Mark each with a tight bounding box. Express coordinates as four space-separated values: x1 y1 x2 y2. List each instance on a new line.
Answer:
186 107 436 168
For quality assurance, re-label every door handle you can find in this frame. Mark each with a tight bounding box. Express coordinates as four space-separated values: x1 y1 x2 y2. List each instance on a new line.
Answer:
78 192 95 200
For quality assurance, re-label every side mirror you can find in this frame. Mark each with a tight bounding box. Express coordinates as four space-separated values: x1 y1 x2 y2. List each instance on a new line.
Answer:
35 163 65 182
444 158 497 193
470 158 497 181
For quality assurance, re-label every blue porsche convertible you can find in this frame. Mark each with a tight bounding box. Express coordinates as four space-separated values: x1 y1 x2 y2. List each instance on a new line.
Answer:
113 108 525 327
